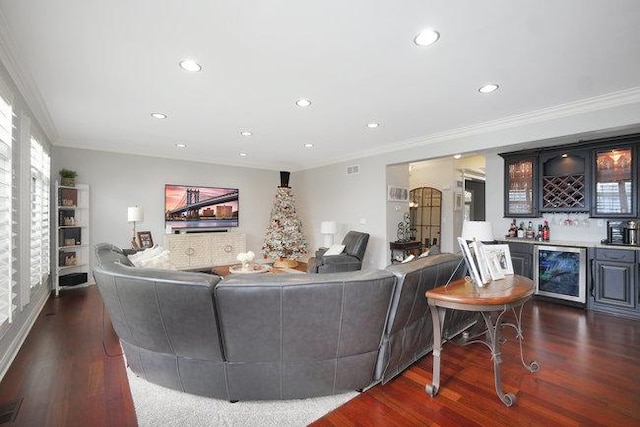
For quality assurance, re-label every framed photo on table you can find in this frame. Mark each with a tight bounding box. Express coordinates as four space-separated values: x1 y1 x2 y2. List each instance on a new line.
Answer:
481 244 514 275
137 231 154 249
457 237 483 287
471 240 492 284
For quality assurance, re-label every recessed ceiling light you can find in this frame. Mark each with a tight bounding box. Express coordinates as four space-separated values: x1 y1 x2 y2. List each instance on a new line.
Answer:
240 131 253 137
478 83 499 94
179 59 203 72
414 29 440 47
151 112 167 119
366 122 380 129
303 143 314 148
175 143 187 148
239 152 248 157
453 154 462 159
295 98 312 107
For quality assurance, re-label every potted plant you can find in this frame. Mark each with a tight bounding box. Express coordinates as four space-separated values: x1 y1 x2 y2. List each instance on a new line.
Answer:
59 169 77 187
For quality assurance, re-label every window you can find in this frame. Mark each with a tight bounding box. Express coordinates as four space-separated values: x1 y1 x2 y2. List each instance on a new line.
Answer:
30 137 50 289
0 92 13 324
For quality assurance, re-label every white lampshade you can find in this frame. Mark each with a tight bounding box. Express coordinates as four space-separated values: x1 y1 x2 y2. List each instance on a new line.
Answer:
128 206 144 223
320 221 337 247
461 221 494 242
320 221 337 235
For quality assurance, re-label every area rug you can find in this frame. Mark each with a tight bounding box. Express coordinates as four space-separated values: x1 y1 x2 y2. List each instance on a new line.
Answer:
126 368 358 426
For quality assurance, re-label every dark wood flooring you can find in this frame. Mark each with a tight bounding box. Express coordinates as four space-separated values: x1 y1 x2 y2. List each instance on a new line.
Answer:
0 285 639 426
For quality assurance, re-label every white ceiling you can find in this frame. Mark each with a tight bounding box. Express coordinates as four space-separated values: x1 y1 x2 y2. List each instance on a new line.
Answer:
1 0 640 171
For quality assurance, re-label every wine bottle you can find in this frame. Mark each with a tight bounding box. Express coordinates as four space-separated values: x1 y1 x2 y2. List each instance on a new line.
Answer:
542 220 550 241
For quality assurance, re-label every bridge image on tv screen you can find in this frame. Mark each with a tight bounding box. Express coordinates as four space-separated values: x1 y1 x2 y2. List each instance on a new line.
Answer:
165 184 239 229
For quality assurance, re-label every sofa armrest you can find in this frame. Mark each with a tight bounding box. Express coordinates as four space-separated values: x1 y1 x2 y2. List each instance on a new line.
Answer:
315 247 329 258
317 254 362 273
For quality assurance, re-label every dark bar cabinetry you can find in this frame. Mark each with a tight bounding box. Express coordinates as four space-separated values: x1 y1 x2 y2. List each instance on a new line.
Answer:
500 133 640 218
590 248 639 320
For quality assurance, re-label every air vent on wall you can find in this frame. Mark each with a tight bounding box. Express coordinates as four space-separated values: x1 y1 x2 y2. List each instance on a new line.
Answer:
346 164 360 175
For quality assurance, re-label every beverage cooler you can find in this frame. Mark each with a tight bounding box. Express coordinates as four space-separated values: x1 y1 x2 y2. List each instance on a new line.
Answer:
533 245 587 304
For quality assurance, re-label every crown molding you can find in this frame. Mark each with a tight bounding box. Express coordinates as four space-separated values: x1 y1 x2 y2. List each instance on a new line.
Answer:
313 86 640 169
0 10 58 144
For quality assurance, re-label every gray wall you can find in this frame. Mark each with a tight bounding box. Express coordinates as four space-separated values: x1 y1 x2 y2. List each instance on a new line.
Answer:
52 147 281 267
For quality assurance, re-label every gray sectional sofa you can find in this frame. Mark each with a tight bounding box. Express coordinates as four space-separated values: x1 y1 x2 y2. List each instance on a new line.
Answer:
93 243 476 401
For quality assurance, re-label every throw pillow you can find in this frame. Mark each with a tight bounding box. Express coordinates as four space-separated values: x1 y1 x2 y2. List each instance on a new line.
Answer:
128 245 162 266
139 250 177 270
418 249 430 258
323 244 346 256
401 254 415 263
128 246 177 270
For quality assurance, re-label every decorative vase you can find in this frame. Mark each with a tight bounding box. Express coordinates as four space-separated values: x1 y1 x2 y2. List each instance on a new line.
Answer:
241 261 251 271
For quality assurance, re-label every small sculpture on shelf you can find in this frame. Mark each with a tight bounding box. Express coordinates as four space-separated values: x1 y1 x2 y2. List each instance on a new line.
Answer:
64 254 77 266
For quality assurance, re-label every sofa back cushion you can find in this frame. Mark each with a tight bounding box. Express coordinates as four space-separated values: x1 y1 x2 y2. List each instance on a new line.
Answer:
342 231 369 260
217 269 395 362
377 253 470 382
93 244 224 361
216 269 395 399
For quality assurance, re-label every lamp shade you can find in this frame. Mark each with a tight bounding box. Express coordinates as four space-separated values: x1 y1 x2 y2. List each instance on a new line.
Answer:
127 206 144 223
320 221 337 235
461 221 493 242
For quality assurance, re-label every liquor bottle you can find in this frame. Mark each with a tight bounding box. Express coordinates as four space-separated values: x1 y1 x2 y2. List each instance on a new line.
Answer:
537 224 543 241
508 219 517 237
517 222 525 238
526 221 534 239
542 220 550 241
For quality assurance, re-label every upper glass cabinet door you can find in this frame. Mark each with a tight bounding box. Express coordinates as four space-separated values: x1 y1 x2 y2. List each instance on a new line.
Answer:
504 156 538 217
592 146 637 217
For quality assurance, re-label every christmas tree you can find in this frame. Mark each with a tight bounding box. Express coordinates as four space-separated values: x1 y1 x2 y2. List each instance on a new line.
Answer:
262 173 308 266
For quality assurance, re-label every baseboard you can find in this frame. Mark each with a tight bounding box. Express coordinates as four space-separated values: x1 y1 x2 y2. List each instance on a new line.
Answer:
0 287 50 381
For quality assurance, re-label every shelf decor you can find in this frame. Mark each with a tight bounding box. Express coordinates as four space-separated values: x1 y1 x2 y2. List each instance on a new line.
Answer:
54 182 90 296
59 169 77 187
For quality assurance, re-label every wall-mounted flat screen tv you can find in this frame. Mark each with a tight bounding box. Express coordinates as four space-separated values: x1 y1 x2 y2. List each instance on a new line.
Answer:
165 184 239 230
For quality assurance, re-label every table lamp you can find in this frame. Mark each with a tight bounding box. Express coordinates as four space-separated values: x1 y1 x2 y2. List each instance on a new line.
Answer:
128 206 144 248
320 221 337 248
461 220 494 243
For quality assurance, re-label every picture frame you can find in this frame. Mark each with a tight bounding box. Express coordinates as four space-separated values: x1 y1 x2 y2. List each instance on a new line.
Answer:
454 192 463 211
137 231 154 249
387 186 409 202
484 250 506 281
471 240 492 284
457 237 483 287
481 244 514 275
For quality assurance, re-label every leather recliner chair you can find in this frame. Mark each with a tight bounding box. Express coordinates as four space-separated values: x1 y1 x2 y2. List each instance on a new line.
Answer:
307 231 370 273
